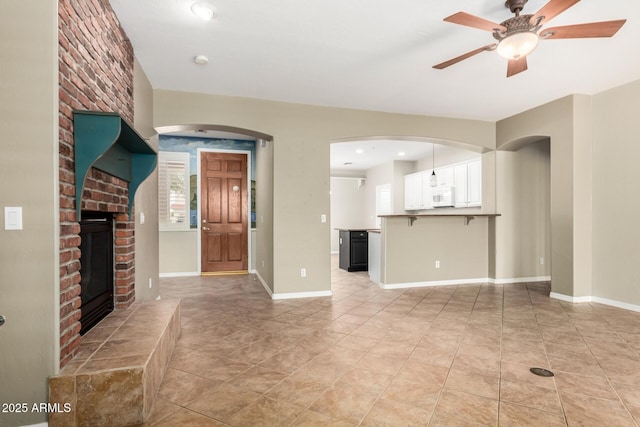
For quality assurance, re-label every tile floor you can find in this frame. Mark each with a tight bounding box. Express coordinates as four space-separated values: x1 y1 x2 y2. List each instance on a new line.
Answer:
143 257 640 426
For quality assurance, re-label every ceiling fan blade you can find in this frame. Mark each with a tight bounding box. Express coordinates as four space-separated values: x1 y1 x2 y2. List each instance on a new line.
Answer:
444 12 506 32
540 19 626 39
433 44 496 70
507 57 528 78
530 0 580 25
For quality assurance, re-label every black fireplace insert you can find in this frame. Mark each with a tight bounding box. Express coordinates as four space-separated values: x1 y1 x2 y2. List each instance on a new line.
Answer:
79 212 114 335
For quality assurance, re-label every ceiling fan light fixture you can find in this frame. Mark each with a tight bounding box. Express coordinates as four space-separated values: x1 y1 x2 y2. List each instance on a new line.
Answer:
497 31 539 60
191 1 217 21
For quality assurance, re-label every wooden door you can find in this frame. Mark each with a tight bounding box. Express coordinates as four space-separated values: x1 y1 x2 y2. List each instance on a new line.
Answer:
200 152 248 273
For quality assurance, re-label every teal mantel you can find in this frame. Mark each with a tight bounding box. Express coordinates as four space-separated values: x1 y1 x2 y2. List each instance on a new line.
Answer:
73 110 157 220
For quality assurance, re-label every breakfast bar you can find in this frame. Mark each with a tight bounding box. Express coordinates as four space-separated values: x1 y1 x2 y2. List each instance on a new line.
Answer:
372 214 500 289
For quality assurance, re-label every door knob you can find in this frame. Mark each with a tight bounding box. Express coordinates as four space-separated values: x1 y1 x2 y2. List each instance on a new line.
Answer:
0 315 5 327
202 227 210 231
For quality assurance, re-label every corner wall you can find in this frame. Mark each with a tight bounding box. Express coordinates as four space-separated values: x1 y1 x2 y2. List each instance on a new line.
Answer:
133 58 159 301
495 140 551 280
256 138 274 290
0 1 59 426
497 95 591 298
592 80 640 307
330 178 367 252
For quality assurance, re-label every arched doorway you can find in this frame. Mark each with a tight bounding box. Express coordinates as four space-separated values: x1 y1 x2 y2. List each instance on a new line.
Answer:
329 135 489 288
495 136 552 284
154 124 274 289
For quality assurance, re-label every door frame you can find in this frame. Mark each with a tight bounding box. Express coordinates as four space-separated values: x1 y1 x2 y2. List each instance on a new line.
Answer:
196 148 253 274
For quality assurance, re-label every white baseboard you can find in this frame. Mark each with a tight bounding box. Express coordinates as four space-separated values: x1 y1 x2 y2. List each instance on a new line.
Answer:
551 292 640 313
21 423 48 427
549 292 592 303
380 277 492 290
159 272 200 278
255 271 332 300
492 276 551 284
255 271 272 297
271 290 333 300
380 276 551 290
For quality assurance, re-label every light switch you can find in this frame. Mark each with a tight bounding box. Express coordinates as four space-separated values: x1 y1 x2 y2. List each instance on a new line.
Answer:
140 212 145 224
4 207 23 230
321 214 327 223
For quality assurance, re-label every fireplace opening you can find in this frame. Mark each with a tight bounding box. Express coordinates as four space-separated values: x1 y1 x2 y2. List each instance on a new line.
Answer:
79 212 114 335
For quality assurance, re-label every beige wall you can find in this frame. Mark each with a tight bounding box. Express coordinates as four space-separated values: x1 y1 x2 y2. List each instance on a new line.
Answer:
364 161 394 226
0 1 59 426
255 138 274 290
330 178 367 252
381 216 490 285
497 96 581 297
153 90 495 295
133 58 160 301
592 80 640 306
393 161 415 213
415 145 481 171
159 231 199 274
495 140 551 280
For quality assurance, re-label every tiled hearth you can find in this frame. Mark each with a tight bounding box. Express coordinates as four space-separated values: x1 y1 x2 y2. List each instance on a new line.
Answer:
49 300 180 427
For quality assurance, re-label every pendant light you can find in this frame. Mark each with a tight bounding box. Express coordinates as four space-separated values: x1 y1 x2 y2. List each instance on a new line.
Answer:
430 143 437 187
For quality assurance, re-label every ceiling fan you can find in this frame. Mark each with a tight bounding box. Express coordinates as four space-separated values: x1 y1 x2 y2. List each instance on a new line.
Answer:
433 0 626 77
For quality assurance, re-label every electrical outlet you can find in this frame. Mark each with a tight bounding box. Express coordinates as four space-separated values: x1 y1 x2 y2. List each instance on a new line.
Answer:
300 268 307 278
435 260 440 269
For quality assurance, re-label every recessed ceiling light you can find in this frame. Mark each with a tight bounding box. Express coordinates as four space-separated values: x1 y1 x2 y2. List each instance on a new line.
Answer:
344 162 353 166
356 149 364 154
194 55 209 65
191 1 217 21
398 152 406 156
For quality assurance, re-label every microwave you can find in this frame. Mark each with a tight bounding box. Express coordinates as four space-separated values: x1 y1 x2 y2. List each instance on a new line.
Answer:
431 186 455 207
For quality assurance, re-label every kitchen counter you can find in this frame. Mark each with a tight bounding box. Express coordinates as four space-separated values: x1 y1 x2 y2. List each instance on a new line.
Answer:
375 214 500 288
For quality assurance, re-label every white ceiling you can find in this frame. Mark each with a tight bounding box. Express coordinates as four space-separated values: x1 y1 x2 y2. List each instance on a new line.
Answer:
110 0 640 122
330 140 434 173
110 0 640 173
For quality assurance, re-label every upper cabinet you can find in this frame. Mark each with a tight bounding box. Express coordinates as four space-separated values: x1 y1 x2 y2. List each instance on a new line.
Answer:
433 166 454 188
405 157 481 211
454 159 482 207
404 172 433 210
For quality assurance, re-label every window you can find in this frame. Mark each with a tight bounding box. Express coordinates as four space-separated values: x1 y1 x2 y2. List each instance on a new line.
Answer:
158 151 190 231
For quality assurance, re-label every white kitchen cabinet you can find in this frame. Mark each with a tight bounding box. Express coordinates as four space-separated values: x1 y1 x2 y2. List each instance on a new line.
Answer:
434 166 454 187
467 159 482 206
454 164 468 207
454 159 482 207
404 173 416 210
404 172 432 210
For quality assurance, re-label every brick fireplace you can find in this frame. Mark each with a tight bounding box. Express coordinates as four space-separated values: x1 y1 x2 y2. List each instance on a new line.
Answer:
58 0 136 368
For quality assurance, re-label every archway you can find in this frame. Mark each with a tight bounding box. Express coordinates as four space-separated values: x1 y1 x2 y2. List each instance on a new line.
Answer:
154 124 275 293
329 135 491 287
495 135 552 284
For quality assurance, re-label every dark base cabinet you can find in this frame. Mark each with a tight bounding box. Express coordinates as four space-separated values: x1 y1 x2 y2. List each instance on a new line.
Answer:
339 230 368 272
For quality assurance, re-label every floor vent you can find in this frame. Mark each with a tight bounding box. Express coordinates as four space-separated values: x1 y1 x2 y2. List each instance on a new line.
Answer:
529 367 555 377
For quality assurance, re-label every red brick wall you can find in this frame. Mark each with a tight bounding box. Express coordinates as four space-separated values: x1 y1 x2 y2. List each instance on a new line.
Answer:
58 0 135 368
